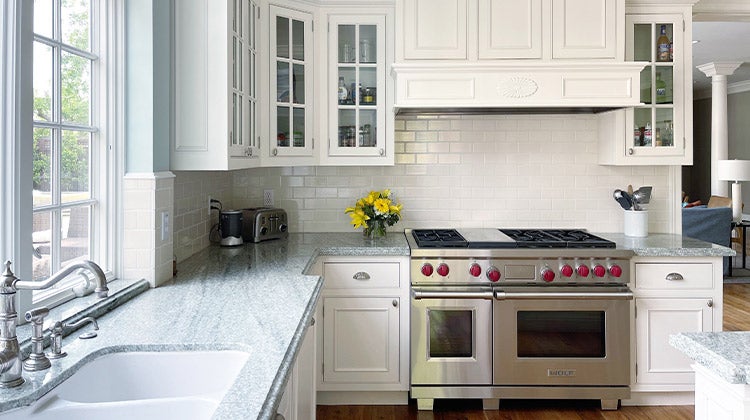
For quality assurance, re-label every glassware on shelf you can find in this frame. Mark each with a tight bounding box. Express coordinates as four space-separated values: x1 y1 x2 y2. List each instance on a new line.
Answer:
342 43 354 63
338 77 349 105
643 123 653 146
360 39 371 63
655 72 667 104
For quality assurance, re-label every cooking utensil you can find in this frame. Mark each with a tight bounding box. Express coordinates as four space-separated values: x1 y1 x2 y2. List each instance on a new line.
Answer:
636 186 652 204
613 189 633 210
631 186 653 211
627 184 634 196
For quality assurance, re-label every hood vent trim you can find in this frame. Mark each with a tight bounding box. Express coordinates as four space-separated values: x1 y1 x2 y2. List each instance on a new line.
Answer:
392 62 648 113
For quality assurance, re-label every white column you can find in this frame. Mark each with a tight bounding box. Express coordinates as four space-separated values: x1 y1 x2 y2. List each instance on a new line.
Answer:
697 62 742 197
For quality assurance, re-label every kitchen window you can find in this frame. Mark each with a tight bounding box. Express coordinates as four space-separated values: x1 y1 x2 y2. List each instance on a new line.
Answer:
11 0 120 313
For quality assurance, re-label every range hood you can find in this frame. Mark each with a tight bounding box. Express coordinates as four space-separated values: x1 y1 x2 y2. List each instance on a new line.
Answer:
392 61 648 114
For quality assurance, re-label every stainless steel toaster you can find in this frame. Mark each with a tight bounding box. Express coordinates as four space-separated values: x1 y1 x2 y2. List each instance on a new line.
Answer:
241 207 288 243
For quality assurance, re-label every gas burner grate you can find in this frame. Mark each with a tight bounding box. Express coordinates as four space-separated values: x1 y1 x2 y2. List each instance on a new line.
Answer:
412 229 468 248
499 229 615 249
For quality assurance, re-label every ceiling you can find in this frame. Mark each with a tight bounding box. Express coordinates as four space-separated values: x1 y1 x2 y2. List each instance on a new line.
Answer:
692 21 750 94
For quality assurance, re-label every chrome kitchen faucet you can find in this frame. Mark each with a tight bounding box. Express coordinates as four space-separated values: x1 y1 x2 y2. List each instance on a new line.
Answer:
0 260 108 388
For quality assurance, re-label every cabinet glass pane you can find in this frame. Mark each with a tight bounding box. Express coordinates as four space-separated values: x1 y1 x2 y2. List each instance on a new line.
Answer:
633 24 651 62
292 19 304 60
238 0 243 34
277 61 289 102
232 94 238 145
359 109 376 147
634 108 652 147
293 63 305 104
277 106 289 147
232 0 238 31
655 109 674 147
337 67 356 105
276 17 289 58
654 67 673 104
338 109 356 147
232 38 237 89
639 68 651 104
338 25 355 63
360 67 377 106
655 23 674 63
293 108 305 147
238 40 243 91
359 25 376 64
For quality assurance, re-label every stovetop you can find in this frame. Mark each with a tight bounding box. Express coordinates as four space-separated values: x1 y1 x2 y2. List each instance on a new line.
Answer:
410 228 615 249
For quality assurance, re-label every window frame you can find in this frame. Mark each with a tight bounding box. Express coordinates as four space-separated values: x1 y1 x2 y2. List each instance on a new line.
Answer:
10 0 122 315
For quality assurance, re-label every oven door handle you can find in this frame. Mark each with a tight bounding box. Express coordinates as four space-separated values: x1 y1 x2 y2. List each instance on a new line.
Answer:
412 289 495 300
493 290 634 300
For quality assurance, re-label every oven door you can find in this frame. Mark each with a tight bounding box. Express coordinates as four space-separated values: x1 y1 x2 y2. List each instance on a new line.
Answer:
411 287 493 386
493 287 632 387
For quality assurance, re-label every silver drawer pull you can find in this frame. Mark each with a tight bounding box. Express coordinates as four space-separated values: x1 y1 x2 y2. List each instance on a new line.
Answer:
353 271 371 281
665 272 684 281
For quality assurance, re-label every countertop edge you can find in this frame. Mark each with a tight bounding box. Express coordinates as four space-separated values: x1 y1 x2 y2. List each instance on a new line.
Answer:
669 332 750 385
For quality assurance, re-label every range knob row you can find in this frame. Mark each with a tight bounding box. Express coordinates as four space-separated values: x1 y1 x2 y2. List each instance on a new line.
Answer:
554 263 623 279
420 262 623 282
421 263 502 282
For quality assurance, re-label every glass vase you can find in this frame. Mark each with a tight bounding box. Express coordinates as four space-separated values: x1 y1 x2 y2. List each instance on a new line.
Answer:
363 219 387 240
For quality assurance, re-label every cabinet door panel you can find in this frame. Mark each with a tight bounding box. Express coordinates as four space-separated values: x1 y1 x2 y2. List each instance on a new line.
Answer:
478 0 542 59
636 298 713 385
323 297 400 384
403 0 468 59
552 0 617 59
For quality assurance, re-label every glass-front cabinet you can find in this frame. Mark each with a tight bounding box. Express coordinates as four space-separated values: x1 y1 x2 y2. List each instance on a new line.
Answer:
229 0 260 158
627 16 683 157
327 15 387 160
599 7 692 166
270 6 314 158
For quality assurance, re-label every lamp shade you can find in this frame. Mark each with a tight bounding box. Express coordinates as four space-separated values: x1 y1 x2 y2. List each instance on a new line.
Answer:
717 159 750 182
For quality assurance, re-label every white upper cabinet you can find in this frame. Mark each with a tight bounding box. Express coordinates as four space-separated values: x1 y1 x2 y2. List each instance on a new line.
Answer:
402 0 468 59
598 3 693 166
173 0 261 171
268 5 315 162
478 0 544 59
552 0 620 59
398 0 623 62
321 13 394 165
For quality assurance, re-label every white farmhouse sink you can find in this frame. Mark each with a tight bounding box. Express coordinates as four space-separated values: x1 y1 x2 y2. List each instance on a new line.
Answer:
0 350 250 420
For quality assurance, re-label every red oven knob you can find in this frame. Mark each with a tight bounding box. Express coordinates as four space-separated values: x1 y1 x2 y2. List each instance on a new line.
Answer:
437 263 450 277
421 263 434 277
469 263 482 277
576 264 590 277
487 267 501 282
593 264 606 278
541 268 555 282
609 264 623 278
560 264 574 278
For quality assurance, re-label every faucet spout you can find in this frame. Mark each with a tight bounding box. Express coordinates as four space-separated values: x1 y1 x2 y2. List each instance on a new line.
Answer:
13 260 109 298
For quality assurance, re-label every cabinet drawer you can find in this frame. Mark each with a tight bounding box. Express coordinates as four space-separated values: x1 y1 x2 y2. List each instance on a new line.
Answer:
635 263 713 290
323 262 400 289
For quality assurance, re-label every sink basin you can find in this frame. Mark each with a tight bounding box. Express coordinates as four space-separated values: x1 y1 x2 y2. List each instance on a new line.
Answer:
0 350 250 420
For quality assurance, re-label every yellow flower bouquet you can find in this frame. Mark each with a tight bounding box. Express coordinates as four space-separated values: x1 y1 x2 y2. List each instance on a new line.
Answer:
345 189 403 239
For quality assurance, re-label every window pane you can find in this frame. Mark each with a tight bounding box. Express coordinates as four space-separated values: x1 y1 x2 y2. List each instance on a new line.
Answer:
292 63 304 104
33 0 53 39
61 130 90 202
33 211 52 281
61 0 90 51
276 17 289 58
61 51 91 124
61 206 90 267
33 127 53 208
33 42 53 122
292 19 304 61
292 108 304 147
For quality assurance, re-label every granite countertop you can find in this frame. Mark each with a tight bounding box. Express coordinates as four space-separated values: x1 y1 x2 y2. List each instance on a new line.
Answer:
0 232 409 419
598 233 736 257
670 332 750 384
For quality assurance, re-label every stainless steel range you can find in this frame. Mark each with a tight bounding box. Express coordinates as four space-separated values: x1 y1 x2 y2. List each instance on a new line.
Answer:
407 228 634 411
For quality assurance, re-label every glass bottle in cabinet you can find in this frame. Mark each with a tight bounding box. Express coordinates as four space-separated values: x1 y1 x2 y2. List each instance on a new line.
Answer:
631 20 678 152
271 6 313 157
329 15 386 158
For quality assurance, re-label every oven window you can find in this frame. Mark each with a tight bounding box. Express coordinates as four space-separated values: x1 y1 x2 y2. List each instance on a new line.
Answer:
428 310 473 358
516 311 605 358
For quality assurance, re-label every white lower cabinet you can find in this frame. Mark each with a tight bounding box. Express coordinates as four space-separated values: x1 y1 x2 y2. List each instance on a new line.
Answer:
278 317 316 420
629 257 723 404
316 256 410 405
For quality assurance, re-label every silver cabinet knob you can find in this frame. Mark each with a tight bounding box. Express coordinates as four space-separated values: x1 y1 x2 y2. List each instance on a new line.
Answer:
272 148 278 156
628 148 634 155
379 148 385 156
392 299 398 307
707 300 714 308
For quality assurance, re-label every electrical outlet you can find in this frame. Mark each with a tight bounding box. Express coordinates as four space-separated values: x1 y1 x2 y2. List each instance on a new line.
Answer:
263 189 274 206
161 211 170 241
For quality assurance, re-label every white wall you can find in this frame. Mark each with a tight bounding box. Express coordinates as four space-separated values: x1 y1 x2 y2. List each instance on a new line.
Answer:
173 114 672 261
